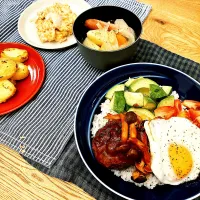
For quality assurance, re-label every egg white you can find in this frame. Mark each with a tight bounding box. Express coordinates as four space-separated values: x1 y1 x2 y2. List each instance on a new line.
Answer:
144 117 200 185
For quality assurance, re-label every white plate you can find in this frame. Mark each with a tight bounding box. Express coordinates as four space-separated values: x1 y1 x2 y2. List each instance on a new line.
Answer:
18 0 91 49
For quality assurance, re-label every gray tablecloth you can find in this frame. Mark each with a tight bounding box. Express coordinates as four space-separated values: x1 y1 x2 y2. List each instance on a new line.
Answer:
0 0 151 168
25 39 200 200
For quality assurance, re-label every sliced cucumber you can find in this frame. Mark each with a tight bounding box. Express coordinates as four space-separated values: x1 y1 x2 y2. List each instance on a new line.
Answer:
105 84 125 100
161 86 172 96
150 84 167 100
124 91 144 107
157 95 174 107
110 91 125 113
143 96 157 110
129 78 158 92
128 107 155 120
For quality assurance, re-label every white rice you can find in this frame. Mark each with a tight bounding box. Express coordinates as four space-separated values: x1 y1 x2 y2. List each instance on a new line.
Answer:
112 167 162 189
91 99 115 138
91 99 163 189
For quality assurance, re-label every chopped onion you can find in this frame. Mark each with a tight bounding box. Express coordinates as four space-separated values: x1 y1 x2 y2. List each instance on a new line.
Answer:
96 22 103 29
114 19 135 43
103 21 110 31
115 19 129 29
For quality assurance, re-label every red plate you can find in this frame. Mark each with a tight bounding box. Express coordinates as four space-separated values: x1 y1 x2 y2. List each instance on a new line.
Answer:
0 43 45 115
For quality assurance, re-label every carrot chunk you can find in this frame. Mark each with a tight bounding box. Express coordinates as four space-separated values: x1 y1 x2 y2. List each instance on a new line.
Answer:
116 33 128 46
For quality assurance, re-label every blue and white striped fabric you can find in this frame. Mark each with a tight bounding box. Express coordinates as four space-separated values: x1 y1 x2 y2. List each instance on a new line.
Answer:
0 0 151 167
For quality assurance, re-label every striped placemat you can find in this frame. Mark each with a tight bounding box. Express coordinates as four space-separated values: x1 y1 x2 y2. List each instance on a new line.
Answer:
0 0 151 168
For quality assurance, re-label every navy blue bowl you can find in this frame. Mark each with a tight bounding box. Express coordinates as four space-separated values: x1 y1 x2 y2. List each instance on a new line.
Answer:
74 63 200 200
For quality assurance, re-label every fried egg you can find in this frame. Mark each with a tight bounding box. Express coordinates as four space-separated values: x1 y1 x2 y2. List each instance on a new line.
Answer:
144 117 200 185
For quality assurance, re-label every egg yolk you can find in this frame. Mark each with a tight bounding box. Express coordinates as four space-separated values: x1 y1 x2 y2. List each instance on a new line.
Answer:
168 144 193 179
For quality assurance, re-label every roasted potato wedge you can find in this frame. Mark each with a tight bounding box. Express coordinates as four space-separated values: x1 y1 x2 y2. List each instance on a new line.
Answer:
87 29 109 46
1 48 28 62
100 42 113 51
0 80 16 103
0 58 17 81
9 78 17 86
12 62 29 81
83 37 100 50
108 30 119 49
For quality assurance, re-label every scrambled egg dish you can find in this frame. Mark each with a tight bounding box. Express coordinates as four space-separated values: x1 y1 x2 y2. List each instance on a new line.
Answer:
35 3 76 43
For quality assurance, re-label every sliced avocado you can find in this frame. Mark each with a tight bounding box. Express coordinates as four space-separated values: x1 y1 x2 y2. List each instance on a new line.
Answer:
150 84 167 100
125 78 135 87
136 87 150 96
125 77 144 87
157 95 175 107
105 84 125 100
128 107 155 120
143 96 157 110
161 86 172 96
124 91 144 107
110 91 125 113
129 78 158 92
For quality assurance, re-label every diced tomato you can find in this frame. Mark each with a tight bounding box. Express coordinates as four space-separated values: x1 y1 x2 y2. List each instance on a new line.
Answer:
154 106 177 119
177 110 190 119
182 100 200 109
193 116 200 128
189 109 200 120
174 99 182 113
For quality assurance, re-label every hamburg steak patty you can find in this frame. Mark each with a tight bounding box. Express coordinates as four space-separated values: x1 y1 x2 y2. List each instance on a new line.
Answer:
92 120 137 169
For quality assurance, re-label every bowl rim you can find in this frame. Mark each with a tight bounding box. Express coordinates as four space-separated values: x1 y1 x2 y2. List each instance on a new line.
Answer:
74 62 200 200
73 5 143 53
